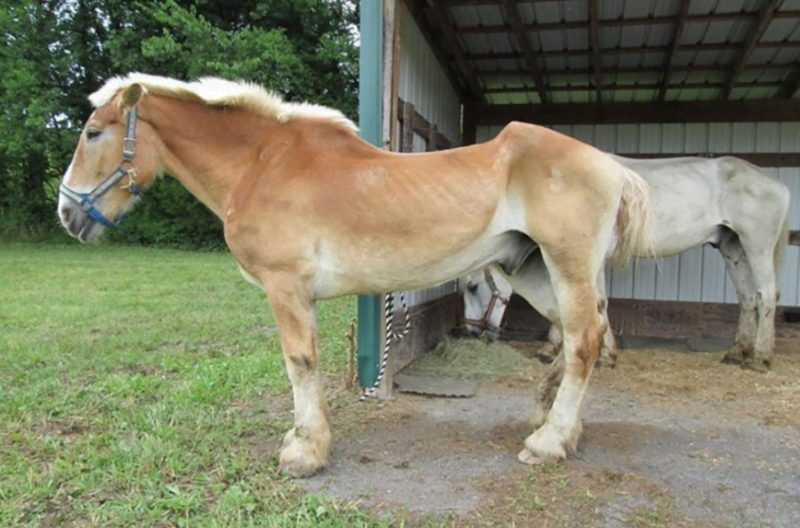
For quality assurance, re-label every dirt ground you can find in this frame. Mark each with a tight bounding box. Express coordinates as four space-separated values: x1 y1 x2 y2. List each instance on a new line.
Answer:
301 340 800 527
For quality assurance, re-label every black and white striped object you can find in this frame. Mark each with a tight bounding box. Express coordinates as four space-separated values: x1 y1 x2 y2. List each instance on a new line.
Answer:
361 292 410 400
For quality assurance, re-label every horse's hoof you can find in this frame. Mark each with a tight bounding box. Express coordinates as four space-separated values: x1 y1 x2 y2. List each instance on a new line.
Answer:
278 426 330 478
518 448 547 466
721 349 744 365
741 358 770 373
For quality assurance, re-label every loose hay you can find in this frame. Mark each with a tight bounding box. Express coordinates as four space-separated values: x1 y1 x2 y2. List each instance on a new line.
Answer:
402 336 542 380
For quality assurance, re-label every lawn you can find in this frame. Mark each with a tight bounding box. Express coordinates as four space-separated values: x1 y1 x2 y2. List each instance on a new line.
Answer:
0 242 403 527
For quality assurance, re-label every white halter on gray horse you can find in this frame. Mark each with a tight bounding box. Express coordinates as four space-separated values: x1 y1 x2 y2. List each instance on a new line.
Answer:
464 155 790 374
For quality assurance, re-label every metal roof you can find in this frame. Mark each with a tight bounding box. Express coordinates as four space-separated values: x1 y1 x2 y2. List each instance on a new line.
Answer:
406 0 800 107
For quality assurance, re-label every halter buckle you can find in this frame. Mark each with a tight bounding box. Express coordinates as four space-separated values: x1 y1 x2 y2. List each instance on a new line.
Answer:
122 138 136 158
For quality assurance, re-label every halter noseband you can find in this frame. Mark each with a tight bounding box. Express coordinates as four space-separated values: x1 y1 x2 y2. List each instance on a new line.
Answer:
59 104 142 228
463 268 510 334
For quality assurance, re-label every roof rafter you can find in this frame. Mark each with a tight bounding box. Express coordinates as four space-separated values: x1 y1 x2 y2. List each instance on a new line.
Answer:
485 81 780 94
455 11 800 35
464 41 800 61
719 0 782 100
421 0 487 104
658 0 691 102
478 62 796 78
589 0 602 102
502 0 548 104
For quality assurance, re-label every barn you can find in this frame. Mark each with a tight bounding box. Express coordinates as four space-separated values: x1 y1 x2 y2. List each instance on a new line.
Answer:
356 0 800 395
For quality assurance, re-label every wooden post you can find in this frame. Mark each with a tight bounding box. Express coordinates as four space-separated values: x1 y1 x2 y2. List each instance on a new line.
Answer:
463 100 478 145
402 101 415 153
427 122 438 151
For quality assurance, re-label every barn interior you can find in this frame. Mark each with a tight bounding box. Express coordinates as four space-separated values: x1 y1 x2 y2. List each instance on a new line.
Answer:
357 0 800 395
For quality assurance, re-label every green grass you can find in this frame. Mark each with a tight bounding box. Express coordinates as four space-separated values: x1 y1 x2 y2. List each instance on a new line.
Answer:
0 242 408 527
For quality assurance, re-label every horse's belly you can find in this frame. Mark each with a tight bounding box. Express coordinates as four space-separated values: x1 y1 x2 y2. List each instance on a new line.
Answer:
313 230 530 298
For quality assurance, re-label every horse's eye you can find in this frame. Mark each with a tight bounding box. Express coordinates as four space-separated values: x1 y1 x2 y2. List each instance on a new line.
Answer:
467 283 478 294
85 129 101 141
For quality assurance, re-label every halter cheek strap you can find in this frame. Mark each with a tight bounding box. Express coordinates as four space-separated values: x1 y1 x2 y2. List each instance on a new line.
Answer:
59 104 142 228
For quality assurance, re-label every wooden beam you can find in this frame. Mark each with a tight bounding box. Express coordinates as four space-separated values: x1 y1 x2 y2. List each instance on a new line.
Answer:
502 0 548 103
477 100 800 125
589 0 601 103
463 100 478 145
478 62 796 78
658 0 691 102
485 80 780 94
398 97 453 150
456 11 800 35
401 0 470 103
619 152 800 168
423 0 486 104
719 0 782 100
777 66 800 99
466 41 800 62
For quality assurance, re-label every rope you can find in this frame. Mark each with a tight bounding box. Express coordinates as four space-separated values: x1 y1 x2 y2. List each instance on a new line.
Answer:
361 291 410 400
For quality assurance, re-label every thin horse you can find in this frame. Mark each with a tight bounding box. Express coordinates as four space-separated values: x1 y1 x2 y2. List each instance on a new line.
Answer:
58 73 652 477
464 155 791 374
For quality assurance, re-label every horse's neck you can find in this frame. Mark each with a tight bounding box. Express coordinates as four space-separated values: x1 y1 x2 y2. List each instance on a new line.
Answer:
145 96 282 219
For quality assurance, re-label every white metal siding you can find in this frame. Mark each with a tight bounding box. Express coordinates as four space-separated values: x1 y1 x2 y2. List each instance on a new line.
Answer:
394 3 462 307
477 123 800 306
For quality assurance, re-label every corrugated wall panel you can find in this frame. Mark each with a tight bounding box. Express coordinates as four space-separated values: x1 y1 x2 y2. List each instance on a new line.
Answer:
396 4 462 307
475 122 800 306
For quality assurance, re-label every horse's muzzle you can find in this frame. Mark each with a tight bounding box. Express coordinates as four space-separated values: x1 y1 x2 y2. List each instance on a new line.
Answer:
59 204 102 242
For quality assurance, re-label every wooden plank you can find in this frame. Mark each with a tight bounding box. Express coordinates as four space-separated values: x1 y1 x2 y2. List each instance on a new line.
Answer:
496 297 800 342
658 0 691 102
485 81 780 94
398 97 453 150
463 100 478 145
618 153 800 168
389 0 402 151
466 41 800 61
476 100 800 126
393 293 461 373
423 0 486 104
382 0 398 151
479 62 793 78
455 11 800 34
502 0 548 104
401 101 415 152
719 0 781 100
427 122 438 151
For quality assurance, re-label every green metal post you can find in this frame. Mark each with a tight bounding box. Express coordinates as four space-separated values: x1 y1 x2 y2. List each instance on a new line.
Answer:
357 0 384 388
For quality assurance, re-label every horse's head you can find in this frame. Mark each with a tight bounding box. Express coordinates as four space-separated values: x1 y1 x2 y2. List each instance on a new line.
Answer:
461 267 512 342
58 83 160 242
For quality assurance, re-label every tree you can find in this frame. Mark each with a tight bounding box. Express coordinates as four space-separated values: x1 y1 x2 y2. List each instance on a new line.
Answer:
0 0 358 246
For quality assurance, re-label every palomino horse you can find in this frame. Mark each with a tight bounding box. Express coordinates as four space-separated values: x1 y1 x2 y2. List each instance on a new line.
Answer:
464 155 790 375
58 73 653 477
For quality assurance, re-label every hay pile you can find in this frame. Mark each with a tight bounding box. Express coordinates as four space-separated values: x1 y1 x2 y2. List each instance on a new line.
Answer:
404 337 542 380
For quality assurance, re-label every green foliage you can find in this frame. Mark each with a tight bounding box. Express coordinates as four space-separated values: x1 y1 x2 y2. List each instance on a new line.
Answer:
0 0 358 247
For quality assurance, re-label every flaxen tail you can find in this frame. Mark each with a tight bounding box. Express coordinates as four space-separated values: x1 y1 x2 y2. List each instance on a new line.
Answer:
611 167 654 268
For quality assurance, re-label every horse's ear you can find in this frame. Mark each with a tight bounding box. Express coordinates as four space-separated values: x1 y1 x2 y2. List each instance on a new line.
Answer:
119 83 144 110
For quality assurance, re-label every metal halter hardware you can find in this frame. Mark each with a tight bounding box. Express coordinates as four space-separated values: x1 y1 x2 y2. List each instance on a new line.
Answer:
463 268 510 334
59 104 142 228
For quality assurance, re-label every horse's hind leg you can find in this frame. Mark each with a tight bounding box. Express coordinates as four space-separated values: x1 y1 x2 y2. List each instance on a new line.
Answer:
738 238 779 372
718 236 757 366
519 249 605 464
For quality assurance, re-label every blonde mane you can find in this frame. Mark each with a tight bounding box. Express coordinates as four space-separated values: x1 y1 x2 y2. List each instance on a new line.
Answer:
89 73 358 134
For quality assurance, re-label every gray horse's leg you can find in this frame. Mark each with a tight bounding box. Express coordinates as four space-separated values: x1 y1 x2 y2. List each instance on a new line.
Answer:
738 237 779 372
532 352 565 429
718 236 757 366
595 267 617 368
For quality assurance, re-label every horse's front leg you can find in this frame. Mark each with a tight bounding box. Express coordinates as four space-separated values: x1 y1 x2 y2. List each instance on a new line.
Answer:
264 274 332 477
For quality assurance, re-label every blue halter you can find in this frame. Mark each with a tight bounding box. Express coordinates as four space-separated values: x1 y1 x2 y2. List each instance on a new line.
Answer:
59 104 143 228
